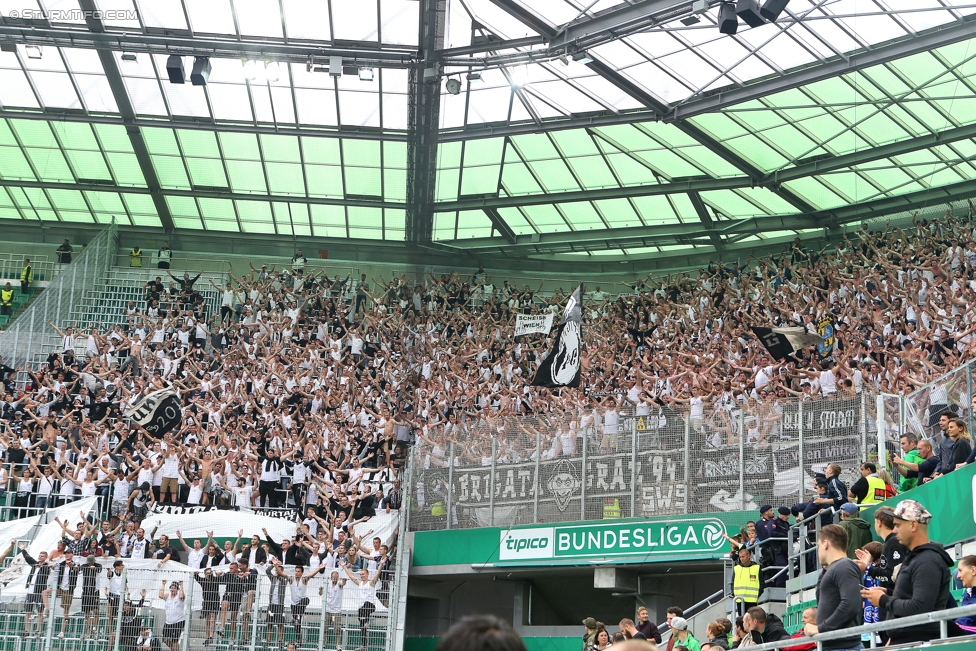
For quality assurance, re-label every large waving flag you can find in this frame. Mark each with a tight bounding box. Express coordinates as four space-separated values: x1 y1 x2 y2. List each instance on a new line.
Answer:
531 284 583 388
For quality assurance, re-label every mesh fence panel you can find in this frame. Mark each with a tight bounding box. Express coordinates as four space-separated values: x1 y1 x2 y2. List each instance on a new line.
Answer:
403 390 896 532
905 364 973 442
631 406 688 517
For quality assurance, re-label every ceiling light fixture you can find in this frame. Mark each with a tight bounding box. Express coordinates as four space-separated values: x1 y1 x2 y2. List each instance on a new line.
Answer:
25 44 42 59
265 61 280 83
760 0 790 21
736 0 766 27
329 55 342 77
243 59 262 81
166 54 185 83
466 72 482 82
190 56 211 86
358 67 374 81
121 52 137 62
571 51 593 64
717 2 738 34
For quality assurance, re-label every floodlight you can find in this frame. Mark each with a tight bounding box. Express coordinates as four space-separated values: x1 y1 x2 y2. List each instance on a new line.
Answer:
760 0 790 21
445 78 461 95
25 44 42 59
736 0 765 27
190 56 211 85
121 52 137 62
718 2 738 34
166 55 185 83
358 67 374 81
265 61 281 83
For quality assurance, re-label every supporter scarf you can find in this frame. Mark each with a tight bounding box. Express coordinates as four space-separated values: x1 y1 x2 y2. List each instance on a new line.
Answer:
531 284 583 389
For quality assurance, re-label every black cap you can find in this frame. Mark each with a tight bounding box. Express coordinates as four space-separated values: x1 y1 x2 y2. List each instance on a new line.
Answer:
778 506 791 516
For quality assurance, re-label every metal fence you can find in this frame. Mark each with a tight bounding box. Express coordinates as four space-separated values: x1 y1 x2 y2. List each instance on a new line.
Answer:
0 560 395 651
407 391 873 531
0 221 118 371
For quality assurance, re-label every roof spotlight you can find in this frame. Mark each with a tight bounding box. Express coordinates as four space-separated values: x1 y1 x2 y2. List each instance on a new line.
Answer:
25 44 42 59
718 2 738 34
265 61 281 83
358 67 374 81
445 77 461 95
760 0 790 21
121 52 137 62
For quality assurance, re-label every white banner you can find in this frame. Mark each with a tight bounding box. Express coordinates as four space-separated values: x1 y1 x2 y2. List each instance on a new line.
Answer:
515 313 554 337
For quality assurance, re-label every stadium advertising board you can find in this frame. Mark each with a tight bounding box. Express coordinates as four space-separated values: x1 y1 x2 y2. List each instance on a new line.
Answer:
499 517 728 561
412 512 751 568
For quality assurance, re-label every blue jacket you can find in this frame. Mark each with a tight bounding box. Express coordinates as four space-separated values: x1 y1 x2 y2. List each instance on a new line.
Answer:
957 588 976 631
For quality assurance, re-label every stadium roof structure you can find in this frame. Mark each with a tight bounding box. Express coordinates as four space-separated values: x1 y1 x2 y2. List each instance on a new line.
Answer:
0 0 975 266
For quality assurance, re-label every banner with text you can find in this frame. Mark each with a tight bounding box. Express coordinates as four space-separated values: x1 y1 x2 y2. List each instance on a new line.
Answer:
516 313 555 337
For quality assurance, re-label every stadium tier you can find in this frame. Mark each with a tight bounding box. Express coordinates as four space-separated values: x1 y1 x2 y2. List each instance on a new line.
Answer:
4 1 976 650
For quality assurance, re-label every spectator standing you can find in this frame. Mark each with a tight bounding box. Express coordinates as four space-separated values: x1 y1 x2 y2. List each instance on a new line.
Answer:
663 607 684 651
56 239 73 264
157 241 172 270
582 617 600 650
802 524 863 651
838 504 872 559
848 462 886 505
891 434 922 492
731 547 761 614
861 500 952 645
857 508 908 643
667 618 700 651
619 618 648 641
955 555 976 634
20 258 32 294
743 607 788 645
129 246 143 268
1 282 13 317
636 606 663 643
892 438 939 485
291 250 307 273
158 580 186 651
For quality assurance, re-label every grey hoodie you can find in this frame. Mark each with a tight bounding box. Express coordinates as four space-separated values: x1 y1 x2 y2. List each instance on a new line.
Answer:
879 541 953 644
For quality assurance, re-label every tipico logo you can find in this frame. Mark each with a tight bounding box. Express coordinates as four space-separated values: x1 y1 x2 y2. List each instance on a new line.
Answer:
499 527 556 560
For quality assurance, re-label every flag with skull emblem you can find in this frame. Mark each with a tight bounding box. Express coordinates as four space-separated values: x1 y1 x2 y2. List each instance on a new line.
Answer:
531 284 583 388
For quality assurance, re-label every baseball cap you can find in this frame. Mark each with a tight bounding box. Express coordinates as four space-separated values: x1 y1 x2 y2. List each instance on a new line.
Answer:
582 617 598 629
840 503 859 515
882 499 932 524
670 617 689 632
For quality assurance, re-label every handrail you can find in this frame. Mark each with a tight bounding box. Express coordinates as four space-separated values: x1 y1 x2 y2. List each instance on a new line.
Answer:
744 602 976 651
656 589 726 632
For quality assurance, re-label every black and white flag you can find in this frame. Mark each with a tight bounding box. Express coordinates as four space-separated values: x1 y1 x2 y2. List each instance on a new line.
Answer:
124 388 182 437
531 284 583 388
751 326 823 361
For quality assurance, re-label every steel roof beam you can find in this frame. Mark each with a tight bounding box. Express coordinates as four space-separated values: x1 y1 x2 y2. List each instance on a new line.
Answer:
74 0 174 233
0 23 418 67
0 179 403 210
667 17 976 121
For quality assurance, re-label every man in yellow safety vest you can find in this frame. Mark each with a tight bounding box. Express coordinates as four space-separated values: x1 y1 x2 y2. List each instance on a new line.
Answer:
20 258 32 294
1 282 13 316
848 462 887 505
731 546 761 614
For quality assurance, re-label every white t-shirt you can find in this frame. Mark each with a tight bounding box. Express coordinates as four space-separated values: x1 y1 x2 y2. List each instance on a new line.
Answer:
164 594 186 624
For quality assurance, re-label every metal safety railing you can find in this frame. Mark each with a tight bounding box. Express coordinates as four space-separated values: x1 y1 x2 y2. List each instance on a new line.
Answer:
0 221 118 373
743 602 976 651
